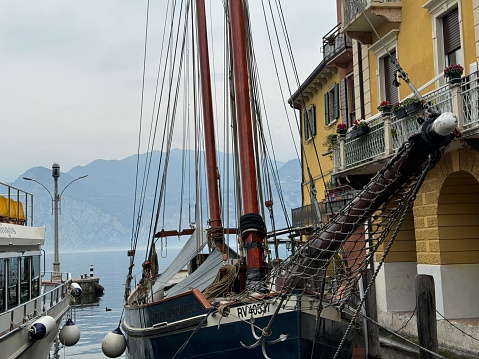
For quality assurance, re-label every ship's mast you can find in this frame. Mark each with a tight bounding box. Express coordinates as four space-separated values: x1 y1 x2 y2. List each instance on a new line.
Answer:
229 0 266 285
195 0 224 251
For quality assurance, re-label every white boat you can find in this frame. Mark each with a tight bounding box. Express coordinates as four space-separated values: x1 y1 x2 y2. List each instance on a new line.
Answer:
0 181 74 359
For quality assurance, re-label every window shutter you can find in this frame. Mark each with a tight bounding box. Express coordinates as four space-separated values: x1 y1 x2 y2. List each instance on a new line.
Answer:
324 93 329 125
333 83 339 119
340 79 347 122
310 105 316 136
384 52 399 105
443 8 460 55
304 110 310 140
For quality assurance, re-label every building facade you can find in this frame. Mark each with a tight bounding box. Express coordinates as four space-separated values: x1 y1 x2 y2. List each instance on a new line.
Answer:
292 0 479 355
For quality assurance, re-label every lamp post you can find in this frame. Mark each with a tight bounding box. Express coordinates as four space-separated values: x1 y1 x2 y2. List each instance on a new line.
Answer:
23 163 88 282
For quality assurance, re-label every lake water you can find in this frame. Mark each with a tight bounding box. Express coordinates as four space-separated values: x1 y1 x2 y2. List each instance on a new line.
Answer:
45 247 181 358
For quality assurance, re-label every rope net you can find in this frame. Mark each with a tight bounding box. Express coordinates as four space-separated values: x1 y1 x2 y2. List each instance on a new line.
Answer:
231 139 443 315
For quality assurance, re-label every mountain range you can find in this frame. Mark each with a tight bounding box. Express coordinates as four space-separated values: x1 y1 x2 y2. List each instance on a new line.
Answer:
10 150 302 252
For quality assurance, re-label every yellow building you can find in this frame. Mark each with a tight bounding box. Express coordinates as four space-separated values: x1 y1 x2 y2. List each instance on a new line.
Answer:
292 0 479 355
289 13 356 233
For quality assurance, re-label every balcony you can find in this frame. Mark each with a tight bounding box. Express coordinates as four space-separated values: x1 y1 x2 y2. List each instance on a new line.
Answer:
342 0 402 44
332 71 479 177
291 186 359 230
323 24 353 68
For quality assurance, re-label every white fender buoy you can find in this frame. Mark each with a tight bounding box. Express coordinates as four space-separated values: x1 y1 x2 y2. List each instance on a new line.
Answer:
102 327 127 358
29 315 56 340
59 318 81 346
70 282 83 297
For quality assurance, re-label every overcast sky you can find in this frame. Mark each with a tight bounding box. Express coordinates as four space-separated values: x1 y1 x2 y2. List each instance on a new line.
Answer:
1 1 337 182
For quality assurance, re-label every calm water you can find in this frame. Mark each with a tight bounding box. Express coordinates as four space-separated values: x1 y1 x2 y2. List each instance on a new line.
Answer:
45 247 181 358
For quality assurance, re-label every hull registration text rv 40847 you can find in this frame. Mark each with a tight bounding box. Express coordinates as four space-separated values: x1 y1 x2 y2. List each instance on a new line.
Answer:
236 303 271 318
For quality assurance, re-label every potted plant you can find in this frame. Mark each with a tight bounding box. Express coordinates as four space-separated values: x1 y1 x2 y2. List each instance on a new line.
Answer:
444 63 463 83
336 123 347 136
325 34 336 45
348 119 369 138
323 134 338 159
377 100 392 115
392 102 407 119
401 97 423 116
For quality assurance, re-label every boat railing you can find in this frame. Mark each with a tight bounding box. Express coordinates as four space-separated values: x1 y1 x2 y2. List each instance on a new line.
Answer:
0 272 71 338
0 182 34 226
43 271 72 283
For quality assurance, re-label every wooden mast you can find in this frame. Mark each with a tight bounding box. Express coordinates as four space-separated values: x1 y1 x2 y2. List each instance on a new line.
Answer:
229 0 265 284
195 0 223 251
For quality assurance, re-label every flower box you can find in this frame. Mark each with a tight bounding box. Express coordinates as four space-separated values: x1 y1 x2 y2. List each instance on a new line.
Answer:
348 126 369 138
444 64 463 83
403 102 423 116
446 72 462 84
393 107 407 119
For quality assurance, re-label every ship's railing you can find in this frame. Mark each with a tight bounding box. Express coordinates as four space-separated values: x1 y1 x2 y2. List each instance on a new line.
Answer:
0 272 71 337
334 71 479 172
0 182 33 226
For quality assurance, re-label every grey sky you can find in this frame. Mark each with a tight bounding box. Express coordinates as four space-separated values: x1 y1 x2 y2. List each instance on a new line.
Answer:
1 1 336 182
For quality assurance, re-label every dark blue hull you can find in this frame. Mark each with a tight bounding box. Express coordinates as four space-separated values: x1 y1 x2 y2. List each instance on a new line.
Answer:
123 291 354 358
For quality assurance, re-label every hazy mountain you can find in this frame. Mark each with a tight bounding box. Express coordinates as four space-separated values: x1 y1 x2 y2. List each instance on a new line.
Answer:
11 151 301 252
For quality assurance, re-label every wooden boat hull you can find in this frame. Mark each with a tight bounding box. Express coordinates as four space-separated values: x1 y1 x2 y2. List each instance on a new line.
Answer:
123 291 354 358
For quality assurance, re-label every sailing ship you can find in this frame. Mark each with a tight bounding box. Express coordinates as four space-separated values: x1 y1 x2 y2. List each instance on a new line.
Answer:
101 1 460 358
0 181 79 358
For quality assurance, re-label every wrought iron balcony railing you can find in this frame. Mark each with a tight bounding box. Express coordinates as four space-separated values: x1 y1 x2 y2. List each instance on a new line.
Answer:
323 23 352 64
332 71 479 174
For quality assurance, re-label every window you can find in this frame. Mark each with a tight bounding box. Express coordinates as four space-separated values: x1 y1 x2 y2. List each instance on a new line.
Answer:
7 258 18 309
0 259 5 313
32 255 40 298
304 104 316 140
424 0 463 79
20 257 30 304
340 74 356 127
324 83 339 125
443 8 460 66
370 30 399 105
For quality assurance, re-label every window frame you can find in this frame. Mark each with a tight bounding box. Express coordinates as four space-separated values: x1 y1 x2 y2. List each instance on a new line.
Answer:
324 83 339 126
423 0 463 82
370 29 400 104
304 104 317 141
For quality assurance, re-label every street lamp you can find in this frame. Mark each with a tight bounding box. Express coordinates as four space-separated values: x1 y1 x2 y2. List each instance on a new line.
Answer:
23 163 88 281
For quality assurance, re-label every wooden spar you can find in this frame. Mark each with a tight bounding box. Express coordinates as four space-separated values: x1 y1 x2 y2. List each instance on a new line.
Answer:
154 228 237 238
229 0 264 273
195 0 223 251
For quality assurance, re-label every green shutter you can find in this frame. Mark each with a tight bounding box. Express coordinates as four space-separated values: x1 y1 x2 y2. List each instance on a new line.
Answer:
304 110 309 140
333 83 339 119
311 105 316 136
324 93 329 125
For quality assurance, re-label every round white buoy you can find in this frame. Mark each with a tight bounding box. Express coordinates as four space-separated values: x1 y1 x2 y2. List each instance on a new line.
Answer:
70 282 83 297
29 316 56 340
59 318 81 346
102 327 127 358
